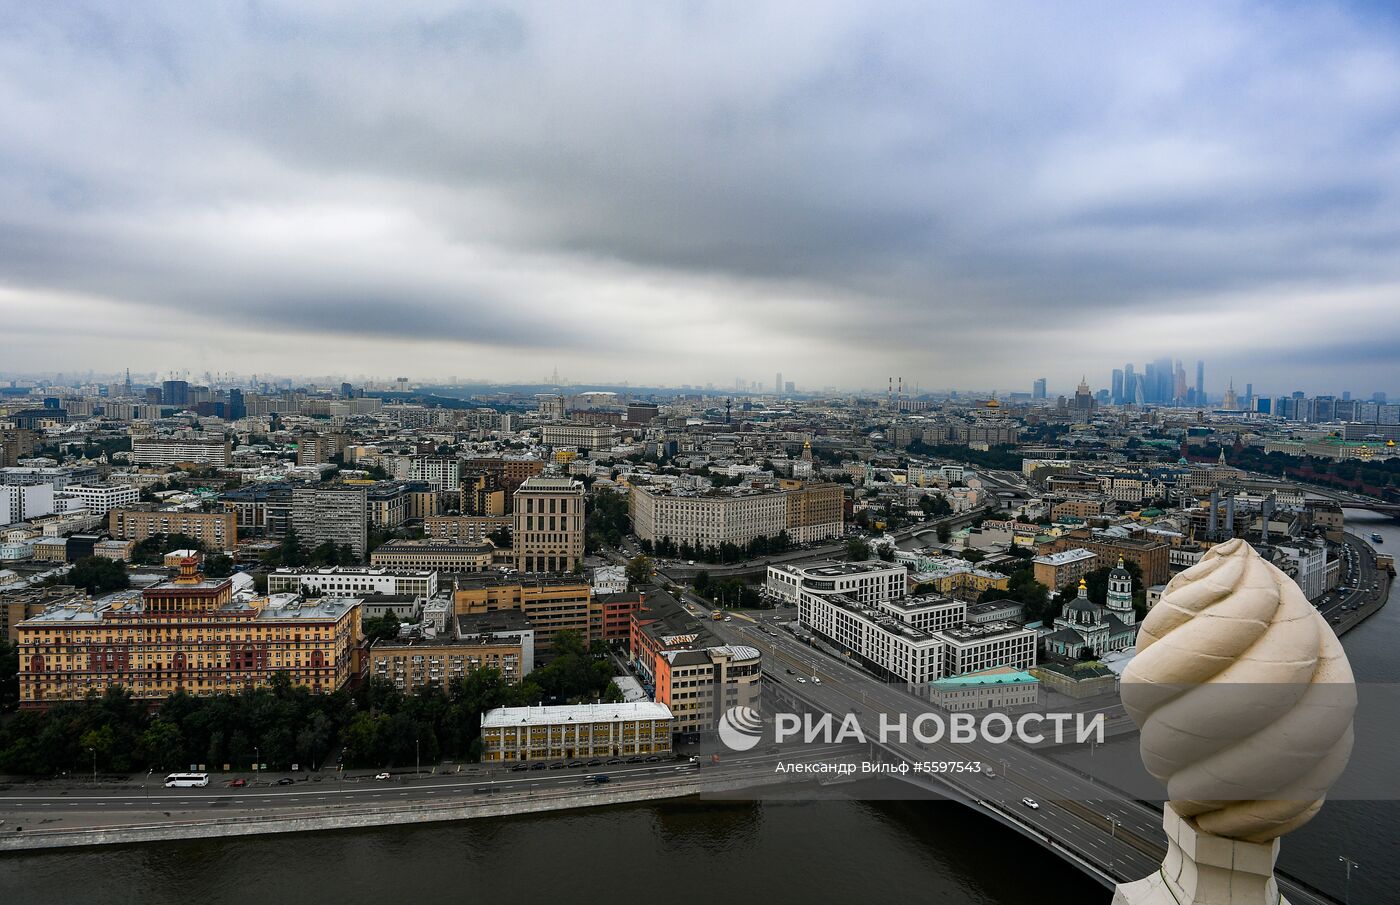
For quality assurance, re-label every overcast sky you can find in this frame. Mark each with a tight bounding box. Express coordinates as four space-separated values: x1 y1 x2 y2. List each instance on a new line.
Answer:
2 2 1399 397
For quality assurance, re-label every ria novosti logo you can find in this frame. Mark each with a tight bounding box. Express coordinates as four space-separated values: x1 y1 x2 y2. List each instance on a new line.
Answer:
717 705 765 752
717 707 1106 751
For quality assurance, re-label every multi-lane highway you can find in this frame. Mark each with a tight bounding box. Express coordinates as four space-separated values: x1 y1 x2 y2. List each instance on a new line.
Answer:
0 743 868 847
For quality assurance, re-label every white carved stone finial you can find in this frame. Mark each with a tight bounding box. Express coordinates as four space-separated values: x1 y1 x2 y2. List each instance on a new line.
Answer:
1112 537 1356 905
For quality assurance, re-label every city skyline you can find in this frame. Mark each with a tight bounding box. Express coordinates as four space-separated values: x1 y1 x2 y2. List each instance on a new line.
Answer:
4 5 1400 393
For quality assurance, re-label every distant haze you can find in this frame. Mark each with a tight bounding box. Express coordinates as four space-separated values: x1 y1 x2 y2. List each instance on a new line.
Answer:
1 3 1399 397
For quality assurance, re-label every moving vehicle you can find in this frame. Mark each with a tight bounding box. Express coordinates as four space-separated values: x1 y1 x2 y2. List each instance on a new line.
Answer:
1371 533 1384 543
797 677 808 684
1021 798 1040 810
164 772 210 788
275 777 295 786
227 778 248 788
591 774 611 784
375 772 391 781
712 610 724 621
811 676 822 685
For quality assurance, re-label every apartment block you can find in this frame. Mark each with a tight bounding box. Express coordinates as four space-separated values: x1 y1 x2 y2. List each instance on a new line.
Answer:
109 505 238 552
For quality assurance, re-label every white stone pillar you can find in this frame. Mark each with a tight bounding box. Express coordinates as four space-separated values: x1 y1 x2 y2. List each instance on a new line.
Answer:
1112 805 1287 905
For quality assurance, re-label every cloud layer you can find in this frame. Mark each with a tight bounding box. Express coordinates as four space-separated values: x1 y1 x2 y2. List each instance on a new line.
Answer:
1 2 1398 396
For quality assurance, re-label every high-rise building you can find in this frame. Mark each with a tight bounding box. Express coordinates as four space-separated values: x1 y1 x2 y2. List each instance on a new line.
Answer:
290 485 368 558
775 372 783 395
512 476 585 573
1033 377 1047 400
161 379 189 407
227 388 245 420
1195 360 1205 405
1110 370 1123 405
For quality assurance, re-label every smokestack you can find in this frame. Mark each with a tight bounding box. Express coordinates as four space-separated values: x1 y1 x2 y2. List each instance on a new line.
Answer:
1225 494 1236 540
1261 496 1274 545
1208 490 1219 539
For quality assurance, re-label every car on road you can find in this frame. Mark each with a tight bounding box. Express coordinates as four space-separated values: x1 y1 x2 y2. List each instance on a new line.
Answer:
626 755 646 764
1021 798 1040 810
797 677 807 684
374 772 391 781
605 757 624 765
785 668 794 675
587 759 603 767
227 778 248 788
590 774 611 784
530 762 547 771
568 761 586 768
510 763 529 772
811 676 822 684
645 755 662 762
984 768 996 778
548 762 568 770
275 777 295 786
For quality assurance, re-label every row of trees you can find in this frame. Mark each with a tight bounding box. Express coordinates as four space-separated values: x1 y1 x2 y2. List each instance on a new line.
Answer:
0 632 622 774
260 527 359 570
693 572 763 608
44 557 130 595
641 531 794 564
585 490 630 552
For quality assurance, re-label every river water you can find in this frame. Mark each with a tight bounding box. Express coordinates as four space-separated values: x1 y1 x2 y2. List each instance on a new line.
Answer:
3 511 1397 904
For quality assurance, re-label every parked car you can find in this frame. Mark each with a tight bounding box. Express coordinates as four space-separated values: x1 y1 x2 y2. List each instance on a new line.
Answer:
510 763 529 772
627 755 646 764
605 758 624 765
567 761 585 768
587 759 603 767
645 755 662 763
530 762 547 771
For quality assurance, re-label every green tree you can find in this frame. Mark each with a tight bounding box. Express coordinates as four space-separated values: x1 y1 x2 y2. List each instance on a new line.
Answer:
141 718 187 772
0 639 17 711
845 538 871 561
625 554 653 588
203 553 234 578
363 611 402 644
62 557 130 595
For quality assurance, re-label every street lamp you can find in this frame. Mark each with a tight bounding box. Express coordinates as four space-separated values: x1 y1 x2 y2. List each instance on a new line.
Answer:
1107 816 1121 873
416 737 421 777
1338 856 1359 905
254 746 260 779
89 747 96 784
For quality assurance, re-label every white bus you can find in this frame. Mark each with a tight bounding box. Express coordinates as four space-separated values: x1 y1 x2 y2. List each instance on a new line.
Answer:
164 772 210 788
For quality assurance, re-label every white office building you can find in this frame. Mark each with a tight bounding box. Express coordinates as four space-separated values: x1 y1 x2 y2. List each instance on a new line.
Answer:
266 567 439 598
766 560 908 606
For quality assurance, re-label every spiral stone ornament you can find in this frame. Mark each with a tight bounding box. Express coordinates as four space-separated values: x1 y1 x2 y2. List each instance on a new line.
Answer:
1121 538 1356 844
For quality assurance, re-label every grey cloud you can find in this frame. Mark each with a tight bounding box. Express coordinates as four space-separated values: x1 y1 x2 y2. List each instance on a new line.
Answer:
0 2 1398 392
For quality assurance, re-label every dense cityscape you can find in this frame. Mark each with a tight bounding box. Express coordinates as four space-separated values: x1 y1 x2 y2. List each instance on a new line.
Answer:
0 366 1395 902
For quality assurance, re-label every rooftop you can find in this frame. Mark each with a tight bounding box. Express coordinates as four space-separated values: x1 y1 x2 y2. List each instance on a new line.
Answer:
481 701 673 728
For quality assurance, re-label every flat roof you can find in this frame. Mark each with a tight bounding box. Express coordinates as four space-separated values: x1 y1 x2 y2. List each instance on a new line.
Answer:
1033 548 1096 566
481 701 673 728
